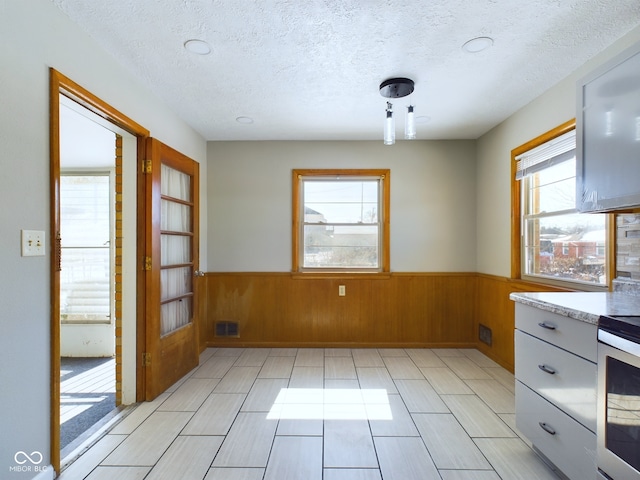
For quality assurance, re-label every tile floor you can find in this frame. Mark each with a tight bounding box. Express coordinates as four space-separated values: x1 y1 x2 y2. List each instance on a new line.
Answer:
59 348 561 480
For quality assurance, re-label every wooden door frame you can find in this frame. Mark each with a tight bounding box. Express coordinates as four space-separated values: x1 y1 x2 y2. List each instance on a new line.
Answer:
50 69 149 473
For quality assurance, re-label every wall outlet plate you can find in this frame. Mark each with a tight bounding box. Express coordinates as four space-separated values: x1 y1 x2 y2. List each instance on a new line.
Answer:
21 230 46 257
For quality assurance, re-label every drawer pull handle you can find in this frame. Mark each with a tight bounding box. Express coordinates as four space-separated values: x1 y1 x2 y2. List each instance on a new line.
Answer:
539 422 556 435
538 364 556 375
538 322 556 330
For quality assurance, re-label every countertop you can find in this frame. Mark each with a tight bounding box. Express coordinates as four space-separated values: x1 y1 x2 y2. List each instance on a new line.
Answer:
509 291 640 325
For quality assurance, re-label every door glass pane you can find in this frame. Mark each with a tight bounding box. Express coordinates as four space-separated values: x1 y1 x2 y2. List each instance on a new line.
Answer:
161 164 190 201
161 199 191 232
161 298 192 336
161 235 191 265
161 267 192 302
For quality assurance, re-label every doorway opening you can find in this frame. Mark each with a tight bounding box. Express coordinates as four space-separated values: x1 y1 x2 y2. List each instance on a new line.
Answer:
59 100 118 453
50 69 150 474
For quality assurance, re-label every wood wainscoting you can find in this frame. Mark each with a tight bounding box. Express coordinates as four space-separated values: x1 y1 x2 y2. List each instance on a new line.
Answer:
475 274 567 371
200 272 566 372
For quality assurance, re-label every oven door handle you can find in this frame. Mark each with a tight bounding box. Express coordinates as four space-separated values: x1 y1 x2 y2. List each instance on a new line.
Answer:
539 422 556 435
598 329 640 357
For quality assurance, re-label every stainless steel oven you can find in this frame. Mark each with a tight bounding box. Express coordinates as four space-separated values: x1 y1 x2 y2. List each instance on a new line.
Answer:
598 315 640 480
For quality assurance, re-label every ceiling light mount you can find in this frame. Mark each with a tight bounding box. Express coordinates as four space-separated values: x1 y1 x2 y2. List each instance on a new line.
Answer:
380 78 416 144
379 78 414 98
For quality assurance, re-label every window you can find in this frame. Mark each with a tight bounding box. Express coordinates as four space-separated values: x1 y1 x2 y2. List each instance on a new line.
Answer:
292 169 390 272
513 124 609 289
60 173 114 323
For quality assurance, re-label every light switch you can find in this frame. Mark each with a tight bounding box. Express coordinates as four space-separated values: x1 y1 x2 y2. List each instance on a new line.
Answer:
21 230 45 257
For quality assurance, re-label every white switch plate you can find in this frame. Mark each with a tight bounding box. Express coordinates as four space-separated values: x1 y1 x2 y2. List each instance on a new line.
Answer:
21 230 46 257
339 285 346 296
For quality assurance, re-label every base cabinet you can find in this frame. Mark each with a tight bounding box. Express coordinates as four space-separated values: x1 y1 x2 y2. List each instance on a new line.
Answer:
515 303 597 480
516 381 596 480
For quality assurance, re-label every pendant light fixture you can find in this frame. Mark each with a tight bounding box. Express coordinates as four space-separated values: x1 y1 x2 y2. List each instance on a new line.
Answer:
379 77 416 144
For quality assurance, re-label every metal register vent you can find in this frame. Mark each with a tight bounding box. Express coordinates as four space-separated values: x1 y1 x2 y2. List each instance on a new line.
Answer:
215 321 239 338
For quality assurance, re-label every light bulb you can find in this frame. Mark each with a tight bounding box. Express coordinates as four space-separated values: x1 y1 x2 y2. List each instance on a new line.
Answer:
405 105 416 139
384 103 395 145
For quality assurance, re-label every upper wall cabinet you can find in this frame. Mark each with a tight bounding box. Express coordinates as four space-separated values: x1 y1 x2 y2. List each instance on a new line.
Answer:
577 40 640 213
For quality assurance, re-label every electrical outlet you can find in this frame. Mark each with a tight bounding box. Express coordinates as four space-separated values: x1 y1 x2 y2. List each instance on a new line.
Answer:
338 285 346 296
21 230 46 257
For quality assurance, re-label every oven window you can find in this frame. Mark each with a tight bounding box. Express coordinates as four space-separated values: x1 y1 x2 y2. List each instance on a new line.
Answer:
606 356 640 471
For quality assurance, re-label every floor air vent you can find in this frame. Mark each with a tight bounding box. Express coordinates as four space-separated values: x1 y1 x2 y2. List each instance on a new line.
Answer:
215 321 239 338
479 324 492 346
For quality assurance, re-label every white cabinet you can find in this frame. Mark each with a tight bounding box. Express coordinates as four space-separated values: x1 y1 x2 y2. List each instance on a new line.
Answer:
515 303 597 480
577 39 640 213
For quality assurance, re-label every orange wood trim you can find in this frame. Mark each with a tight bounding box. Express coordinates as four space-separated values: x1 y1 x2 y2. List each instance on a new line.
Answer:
204 341 478 349
136 135 148 402
292 170 301 271
510 119 576 280
381 170 390 272
49 68 62 475
51 70 149 137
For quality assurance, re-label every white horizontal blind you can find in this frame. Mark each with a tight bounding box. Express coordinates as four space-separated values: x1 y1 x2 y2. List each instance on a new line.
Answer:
515 130 576 180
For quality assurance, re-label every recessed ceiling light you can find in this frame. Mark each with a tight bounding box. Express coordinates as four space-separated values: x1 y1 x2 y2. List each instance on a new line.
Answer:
415 115 431 124
184 39 211 55
462 36 494 53
236 116 254 124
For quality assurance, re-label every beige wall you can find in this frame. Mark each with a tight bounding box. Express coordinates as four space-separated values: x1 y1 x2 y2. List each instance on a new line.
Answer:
476 25 640 277
0 1 207 474
207 140 477 272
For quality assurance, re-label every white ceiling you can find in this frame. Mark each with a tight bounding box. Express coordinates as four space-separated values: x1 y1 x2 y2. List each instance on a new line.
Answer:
59 96 117 169
52 0 640 141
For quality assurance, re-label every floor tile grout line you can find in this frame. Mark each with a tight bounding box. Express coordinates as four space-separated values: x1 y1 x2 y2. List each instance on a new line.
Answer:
79 348 552 480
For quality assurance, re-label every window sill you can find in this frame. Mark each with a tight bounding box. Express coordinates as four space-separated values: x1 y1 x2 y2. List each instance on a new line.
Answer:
520 275 609 292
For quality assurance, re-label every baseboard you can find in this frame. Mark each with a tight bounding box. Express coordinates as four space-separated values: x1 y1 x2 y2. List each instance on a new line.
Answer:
204 341 478 349
31 466 55 480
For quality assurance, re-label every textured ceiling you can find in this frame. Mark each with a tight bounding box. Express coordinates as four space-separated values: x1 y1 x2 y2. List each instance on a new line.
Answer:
52 0 640 141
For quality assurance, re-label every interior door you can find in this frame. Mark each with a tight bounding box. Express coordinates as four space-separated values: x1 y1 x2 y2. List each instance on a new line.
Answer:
144 138 200 400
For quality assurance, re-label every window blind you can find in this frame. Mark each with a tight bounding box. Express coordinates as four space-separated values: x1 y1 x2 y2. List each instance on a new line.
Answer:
515 129 576 180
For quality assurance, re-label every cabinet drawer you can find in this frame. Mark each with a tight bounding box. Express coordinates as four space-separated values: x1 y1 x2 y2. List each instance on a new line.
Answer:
515 330 596 432
515 303 597 362
516 381 596 480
